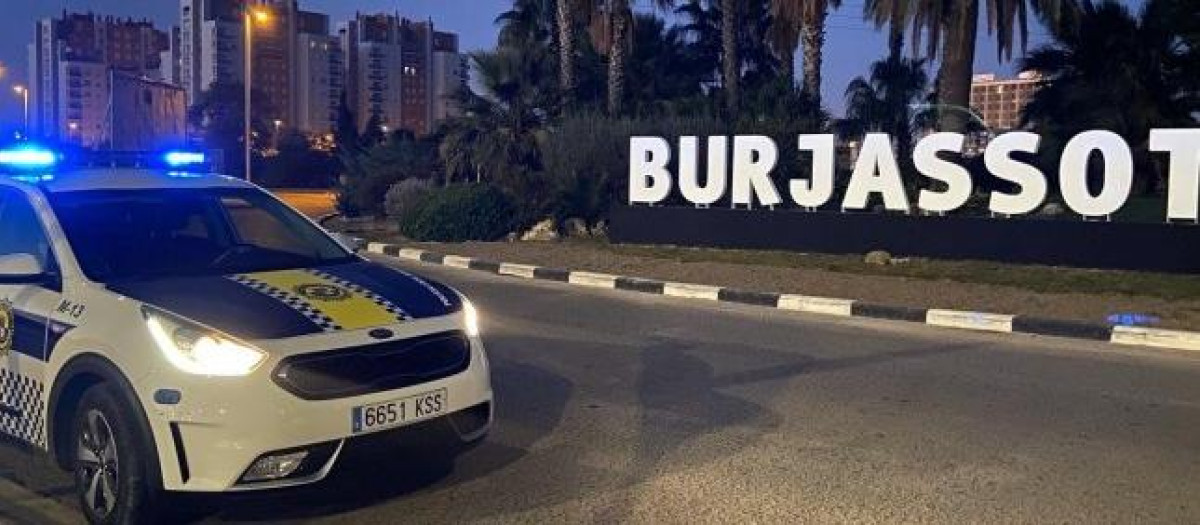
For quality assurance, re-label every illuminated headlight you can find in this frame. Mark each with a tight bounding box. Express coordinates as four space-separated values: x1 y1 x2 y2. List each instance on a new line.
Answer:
142 307 267 376
463 300 480 337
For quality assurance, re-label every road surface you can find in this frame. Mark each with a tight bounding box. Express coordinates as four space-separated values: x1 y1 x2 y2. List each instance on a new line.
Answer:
3 257 1199 523
274 189 337 220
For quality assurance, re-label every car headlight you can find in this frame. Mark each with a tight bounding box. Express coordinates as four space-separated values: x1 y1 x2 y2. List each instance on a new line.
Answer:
463 300 480 337
142 307 267 376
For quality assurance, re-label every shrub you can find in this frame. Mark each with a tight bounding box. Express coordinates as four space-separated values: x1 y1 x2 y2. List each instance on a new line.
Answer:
399 184 516 242
336 134 437 217
384 178 435 219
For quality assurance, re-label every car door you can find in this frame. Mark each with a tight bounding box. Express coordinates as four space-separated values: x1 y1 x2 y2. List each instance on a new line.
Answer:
0 186 63 449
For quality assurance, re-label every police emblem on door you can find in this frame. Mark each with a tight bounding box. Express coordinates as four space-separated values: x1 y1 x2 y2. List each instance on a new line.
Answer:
0 300 13 357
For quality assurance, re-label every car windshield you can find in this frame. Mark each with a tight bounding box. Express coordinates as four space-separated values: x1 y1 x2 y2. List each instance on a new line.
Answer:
47 187 355 282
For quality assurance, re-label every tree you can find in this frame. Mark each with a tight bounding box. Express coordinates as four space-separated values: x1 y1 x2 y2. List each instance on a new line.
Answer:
721 0 741 114
768 2 802 84
557 0 602 105
862 0 913 59
360 114 385 147
186 82 272 179
866 0 1074 132
626 14 706 114
260 129 337 189
339 133 438 216
838 52 931 183
604 0 634 115
438 47 554 213
497 0 556 48
768 0 843 104
1020 0 1198 194
333 91 360 154
800 0 843 105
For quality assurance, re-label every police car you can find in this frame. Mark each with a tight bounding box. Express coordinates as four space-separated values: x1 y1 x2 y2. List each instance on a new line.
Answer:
0 146 492 523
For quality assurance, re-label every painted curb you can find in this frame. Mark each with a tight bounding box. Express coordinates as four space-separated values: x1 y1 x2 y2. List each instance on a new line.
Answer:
365 243 1200 354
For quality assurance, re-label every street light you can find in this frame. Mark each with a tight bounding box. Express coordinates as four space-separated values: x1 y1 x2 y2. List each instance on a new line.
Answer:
244 6 272 183
12 85 27 139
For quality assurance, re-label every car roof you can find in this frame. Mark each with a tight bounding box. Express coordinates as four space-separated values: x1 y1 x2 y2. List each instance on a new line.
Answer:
5 168 256 193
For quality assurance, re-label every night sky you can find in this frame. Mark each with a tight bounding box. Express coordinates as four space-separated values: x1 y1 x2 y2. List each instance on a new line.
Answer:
0 0 1088 131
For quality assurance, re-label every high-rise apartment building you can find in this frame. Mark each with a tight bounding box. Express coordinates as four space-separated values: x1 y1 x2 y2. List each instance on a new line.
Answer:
174 3 462 137
969 71 1046 131
340 13 405 133
295 11 343 134
340 13 464 136
29 11 172 145
247 0 299 125
431 31 467 123
157 26 182 85
180 0 243 107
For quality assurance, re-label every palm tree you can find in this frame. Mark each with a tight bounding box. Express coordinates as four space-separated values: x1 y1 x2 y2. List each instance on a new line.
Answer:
667 0 746 114
587 0 680 116
767 1 802 84
497 0 556 48
626 14 706 113
796 0 844 105
1020 0 1197 194
556 0 586 103
865 0 1074 132
721 0 741 114
862 0 912 59
440 48 554 194
839 52 931 177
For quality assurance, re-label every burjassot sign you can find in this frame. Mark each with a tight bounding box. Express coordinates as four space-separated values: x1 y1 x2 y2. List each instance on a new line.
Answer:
628 130 1200 221
613 129 1200 273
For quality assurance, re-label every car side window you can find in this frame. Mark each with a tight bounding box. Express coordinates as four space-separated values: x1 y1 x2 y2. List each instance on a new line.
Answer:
0 189 57 275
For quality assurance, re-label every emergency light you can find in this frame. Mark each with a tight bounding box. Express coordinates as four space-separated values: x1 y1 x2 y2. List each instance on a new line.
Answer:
0 146 58 170
164 151 207 167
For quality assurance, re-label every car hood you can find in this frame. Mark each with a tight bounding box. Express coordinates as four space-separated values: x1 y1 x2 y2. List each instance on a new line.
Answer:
106 261 462 340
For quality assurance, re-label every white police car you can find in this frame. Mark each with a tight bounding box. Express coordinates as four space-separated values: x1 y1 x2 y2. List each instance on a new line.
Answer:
0 147 492 523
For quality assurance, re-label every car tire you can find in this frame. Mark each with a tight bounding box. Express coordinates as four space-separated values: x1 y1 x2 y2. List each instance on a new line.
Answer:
72 383 162 525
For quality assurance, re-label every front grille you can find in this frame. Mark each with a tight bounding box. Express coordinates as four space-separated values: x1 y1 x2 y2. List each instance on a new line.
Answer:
272 331 471 400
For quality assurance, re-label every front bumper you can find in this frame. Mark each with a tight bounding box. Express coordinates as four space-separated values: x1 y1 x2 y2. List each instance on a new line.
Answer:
143 327 492 492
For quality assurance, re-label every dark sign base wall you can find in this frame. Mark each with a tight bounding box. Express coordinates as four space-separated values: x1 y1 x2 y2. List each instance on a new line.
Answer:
610 206 1200 274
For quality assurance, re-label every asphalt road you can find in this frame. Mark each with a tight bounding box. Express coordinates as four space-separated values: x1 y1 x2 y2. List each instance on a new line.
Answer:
3 257 1200 523
274 189 337 220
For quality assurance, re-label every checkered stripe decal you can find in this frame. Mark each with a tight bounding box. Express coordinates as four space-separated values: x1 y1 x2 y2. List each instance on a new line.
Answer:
227 274 343 332
302 269 410 322
388 267 452 307
0 369 46 449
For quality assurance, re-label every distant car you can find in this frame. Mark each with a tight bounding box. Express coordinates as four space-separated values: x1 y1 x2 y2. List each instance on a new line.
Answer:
0 147 492 524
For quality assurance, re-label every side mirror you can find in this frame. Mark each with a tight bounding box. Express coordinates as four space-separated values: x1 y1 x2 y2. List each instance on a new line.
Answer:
0 253 47 285
331 233 366 254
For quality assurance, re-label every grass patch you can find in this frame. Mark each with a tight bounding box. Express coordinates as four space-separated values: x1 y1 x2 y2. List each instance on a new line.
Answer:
597 242 1200 301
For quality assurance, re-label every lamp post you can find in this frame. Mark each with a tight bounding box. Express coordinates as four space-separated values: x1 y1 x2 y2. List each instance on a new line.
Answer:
12 85 27 139
244 7 271 183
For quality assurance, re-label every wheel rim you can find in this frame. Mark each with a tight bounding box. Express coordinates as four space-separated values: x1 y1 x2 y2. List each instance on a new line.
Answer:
77 409 119 518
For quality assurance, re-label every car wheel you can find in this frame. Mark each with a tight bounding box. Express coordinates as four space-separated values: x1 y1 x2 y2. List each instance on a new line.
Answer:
72 384 161 525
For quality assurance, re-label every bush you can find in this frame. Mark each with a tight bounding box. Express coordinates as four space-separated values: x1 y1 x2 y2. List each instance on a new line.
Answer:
384 178 435 219
399 184 516 242
336 134 437 217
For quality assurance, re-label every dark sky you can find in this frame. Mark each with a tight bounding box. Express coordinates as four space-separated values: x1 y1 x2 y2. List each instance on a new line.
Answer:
0 0 1083 129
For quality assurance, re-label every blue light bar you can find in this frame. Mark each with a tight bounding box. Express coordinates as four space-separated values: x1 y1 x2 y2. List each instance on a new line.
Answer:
163 151 206 167
0 147 58 169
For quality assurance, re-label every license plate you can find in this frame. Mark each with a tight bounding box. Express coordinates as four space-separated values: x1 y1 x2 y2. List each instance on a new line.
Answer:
351 388 448 434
